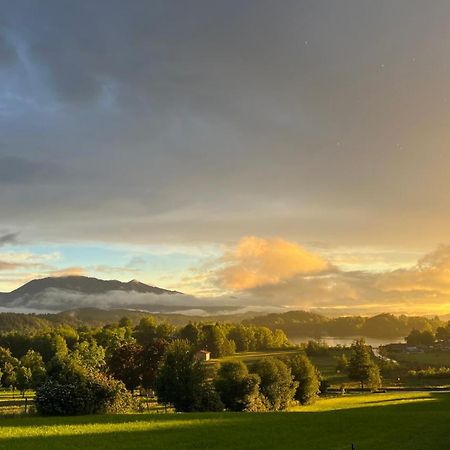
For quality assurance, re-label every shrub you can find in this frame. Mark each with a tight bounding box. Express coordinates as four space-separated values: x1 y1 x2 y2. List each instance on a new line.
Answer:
35 370 134 415
408 367 450 378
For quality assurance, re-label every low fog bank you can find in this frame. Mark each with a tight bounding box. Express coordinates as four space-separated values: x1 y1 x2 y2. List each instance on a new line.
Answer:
0 288 287 315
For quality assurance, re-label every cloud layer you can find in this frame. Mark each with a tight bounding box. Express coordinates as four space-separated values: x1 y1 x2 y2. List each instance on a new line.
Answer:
2 2 450 249
206 238 450 314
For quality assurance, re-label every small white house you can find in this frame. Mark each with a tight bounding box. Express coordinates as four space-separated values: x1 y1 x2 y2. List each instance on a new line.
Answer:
195 350 211 361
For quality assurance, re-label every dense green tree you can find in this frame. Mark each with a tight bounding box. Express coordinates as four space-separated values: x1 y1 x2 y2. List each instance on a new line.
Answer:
179 323 201 347
252 358 297 411
201 324 235 358
72 340 106 371
0 347 19 389
155 322 176 341
95 325 132 351
436 324 450 341
253 327 274 349
133 317 158 346
214 361 261 411
140 338 168 390
155 340 220 412
347 339 382 390
55 325 78 349
228 325 254 352
118 316 133 328
51 334 69 358
107 342 143 392
367 364 382 391
21 350 46 388
272 329 289 348
15 366 32 396
288 353 320 405
406 329 435 346
304 340 330 356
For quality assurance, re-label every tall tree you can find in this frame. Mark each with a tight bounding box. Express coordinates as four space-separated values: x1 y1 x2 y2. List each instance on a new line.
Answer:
347 339 382 391
107 342 143 392
155 340 222 412
252 357 298 411
288 353 320 405
214 361 261 411
201 324 235 358
15 366 32 396
20 350 46 388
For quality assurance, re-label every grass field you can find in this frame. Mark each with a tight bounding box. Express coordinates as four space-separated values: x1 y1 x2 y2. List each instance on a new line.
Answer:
213 349 300 365
0 390 34 415
0 392 448 449
389 350 450 367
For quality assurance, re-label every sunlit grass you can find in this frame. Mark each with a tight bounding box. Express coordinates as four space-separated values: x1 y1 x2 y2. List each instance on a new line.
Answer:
0 392 448 449
291 391 436 412
0 418 219 440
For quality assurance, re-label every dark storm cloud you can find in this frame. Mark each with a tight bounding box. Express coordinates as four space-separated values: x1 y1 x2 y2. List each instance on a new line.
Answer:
0 232 19 246
2 1 450 248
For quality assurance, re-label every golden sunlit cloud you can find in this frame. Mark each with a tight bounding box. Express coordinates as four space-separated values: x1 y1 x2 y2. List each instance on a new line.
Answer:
376 245 450 294
48 266 86 278
216 236 331 290
194 238 450 315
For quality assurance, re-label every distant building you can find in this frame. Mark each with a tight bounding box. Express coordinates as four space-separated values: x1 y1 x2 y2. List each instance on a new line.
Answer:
195 350 211 361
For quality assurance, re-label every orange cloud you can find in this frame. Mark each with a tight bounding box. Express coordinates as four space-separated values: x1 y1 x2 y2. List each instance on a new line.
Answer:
376 245 450 294
49 266 86 277
0 261 21 271
217 236 330 290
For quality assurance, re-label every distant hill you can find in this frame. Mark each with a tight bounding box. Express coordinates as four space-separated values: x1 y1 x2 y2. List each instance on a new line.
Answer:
0 276 181 311
0 307 445 338
244 311 445 339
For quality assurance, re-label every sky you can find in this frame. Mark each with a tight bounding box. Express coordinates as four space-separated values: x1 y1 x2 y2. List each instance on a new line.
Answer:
2 1 450 314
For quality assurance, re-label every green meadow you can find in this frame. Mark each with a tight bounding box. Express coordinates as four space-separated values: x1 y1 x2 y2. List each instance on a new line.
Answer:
0 392 448 450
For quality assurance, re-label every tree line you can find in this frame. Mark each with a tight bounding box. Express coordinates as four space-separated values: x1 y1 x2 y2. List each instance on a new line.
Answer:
0 317 382 415
245 311 444 339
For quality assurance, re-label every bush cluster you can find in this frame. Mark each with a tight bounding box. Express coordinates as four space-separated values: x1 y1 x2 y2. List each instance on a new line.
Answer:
408 367 450 379
36 370 134 415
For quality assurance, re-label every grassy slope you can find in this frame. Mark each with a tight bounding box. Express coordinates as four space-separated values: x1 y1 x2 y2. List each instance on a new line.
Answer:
0 392 448 450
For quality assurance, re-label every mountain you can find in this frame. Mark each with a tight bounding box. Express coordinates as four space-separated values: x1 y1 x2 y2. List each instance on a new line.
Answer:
0 276 182 311
2 276 180 297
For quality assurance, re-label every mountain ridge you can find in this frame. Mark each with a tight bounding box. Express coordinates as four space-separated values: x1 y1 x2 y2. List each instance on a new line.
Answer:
0 275 182 310
1 275 181 296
